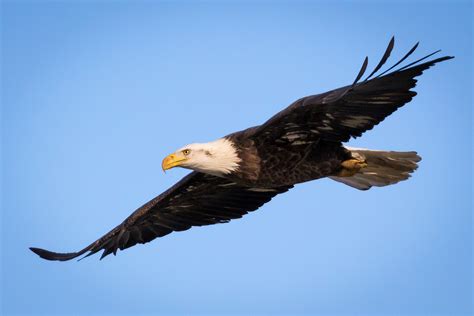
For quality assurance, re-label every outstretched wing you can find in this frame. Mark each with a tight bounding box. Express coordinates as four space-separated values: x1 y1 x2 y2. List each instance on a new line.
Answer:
30 172 292 261
252 37 453 145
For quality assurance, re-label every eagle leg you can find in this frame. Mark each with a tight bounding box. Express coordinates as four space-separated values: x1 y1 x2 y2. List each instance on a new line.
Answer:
337 159 368 177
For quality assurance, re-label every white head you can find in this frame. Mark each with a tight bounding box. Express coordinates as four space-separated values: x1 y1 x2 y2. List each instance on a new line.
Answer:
161 138 241 176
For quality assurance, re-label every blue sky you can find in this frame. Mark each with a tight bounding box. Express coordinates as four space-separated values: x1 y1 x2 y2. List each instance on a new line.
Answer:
1 1 472 315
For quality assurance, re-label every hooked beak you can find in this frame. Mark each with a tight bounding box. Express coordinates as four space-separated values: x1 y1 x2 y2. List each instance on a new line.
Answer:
162 153 188 171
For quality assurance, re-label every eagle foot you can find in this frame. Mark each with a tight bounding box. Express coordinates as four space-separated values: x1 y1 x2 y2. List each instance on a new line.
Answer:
337 159 368 177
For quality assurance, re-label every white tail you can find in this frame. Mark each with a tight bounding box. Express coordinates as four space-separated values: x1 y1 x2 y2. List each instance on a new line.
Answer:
330 148 421 190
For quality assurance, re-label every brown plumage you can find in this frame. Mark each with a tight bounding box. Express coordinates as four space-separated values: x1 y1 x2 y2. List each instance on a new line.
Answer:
30 38 453 261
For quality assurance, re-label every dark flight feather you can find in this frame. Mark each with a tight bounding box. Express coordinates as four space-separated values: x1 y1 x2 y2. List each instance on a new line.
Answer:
364 36 395 81
31 172 291 261
352 56 369 86
252 41 453 145
396 49 441 72
376 42 419 78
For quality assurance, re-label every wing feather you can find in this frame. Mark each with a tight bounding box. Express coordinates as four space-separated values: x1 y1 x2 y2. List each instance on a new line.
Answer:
252 39 453 145
30 172 291 261
352 56 369 86
376 41 419 78
364 36 395 81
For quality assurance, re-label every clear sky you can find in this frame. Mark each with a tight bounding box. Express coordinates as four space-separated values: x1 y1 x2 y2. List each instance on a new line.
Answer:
1 1 472 315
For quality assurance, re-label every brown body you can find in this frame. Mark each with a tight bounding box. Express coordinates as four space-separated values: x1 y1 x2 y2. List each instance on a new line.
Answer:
228 128 349 187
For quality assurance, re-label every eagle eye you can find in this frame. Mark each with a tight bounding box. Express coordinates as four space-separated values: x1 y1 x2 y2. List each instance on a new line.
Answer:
182 149 191 156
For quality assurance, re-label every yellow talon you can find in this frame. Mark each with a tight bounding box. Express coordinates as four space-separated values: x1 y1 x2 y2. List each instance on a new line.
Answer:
337 159 367 177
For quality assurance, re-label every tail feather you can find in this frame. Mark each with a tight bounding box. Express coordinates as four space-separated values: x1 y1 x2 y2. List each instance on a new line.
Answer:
330 148 421 190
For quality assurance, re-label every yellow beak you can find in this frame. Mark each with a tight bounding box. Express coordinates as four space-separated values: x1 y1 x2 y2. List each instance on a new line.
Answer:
162 153 188 171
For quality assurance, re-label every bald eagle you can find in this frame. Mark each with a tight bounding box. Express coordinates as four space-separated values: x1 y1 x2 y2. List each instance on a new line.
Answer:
30 38 453 261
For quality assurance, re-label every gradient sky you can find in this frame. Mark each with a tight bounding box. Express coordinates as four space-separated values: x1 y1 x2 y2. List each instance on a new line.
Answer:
1 1 472 315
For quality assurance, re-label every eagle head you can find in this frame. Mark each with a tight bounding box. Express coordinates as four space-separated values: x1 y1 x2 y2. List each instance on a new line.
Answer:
162 138 241 176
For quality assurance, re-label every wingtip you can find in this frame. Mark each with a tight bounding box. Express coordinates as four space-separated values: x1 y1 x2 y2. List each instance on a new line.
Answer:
29 246 88 262
363 36 396 81
30 246 51 258
29 247 42 255
352 56 369 86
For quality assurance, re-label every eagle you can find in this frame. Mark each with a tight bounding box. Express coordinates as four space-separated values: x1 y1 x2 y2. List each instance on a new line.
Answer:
30 38 453 261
